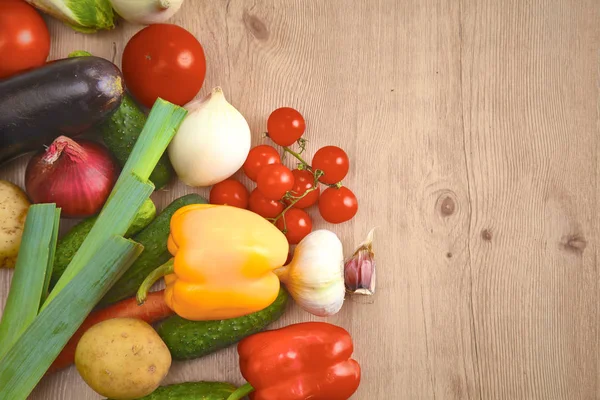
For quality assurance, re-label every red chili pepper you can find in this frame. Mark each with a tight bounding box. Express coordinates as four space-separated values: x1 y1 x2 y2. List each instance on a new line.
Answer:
227 322 361 400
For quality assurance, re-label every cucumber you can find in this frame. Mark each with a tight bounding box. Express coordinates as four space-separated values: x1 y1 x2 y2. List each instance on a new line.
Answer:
99 94 174 190
156 288 289 360
68 50 174 190
107 382 237 400
50 199 156 289
99 194 208 306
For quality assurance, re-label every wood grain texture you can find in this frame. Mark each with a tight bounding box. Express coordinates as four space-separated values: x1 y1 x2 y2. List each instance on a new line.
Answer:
0 0 599 399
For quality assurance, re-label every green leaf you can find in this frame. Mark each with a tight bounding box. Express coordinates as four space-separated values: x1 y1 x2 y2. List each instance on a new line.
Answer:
66 0 114 30
26 0 115 32
40 209 61 306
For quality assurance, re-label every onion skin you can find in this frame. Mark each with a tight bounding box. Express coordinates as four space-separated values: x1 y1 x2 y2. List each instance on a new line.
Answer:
25 137 119 218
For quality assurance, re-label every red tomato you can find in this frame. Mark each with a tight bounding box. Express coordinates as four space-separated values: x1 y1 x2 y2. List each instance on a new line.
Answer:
249 188 285 218
312 146 350 184
243 145 281 182
0 0 50 79
256 164 295 200
267 107 306 147
209 179 249 209
319 186 358 224
276 208 313 245
285 169 320 209
122 24 206 108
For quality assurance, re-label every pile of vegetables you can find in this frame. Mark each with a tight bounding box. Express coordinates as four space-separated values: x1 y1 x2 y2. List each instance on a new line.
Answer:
0 2 376 399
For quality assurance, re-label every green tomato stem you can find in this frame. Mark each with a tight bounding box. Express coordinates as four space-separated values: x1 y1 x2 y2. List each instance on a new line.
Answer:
226 382 255 400
272 185 319 224
284 147 311 168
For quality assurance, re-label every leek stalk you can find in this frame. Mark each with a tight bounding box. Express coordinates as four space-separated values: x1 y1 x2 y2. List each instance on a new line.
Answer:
0 204 60 359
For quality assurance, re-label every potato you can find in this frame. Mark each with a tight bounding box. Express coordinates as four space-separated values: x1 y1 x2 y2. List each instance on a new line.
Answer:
0 180 30 269
75 318 172 400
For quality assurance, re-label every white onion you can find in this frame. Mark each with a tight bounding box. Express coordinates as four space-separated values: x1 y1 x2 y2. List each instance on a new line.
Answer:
168 87 252 187
109 0 184 25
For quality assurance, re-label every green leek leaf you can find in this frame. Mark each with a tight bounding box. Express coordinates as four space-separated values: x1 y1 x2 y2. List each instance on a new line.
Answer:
0 204 60 360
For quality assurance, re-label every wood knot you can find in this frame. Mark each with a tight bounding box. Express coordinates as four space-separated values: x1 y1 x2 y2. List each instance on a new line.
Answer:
481 229 492 241
243 12 269 41
439 196 456 216
561 234 587 254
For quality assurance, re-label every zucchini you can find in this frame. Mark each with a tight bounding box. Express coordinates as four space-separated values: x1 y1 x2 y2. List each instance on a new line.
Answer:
107 382 237 400
155 288 289 360
0 56 124 164
99 194 208 306
49 198 156 289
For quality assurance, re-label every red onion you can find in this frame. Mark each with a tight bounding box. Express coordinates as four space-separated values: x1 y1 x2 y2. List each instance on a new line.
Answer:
25 136 119 218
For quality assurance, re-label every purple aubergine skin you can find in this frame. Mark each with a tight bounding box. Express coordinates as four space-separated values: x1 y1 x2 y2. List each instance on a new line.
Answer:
0 56 124 165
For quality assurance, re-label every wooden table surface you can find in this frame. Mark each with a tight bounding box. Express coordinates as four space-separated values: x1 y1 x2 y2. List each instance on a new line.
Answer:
1 1 599 399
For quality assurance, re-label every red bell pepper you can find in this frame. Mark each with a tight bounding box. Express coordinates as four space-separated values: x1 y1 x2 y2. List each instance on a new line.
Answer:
226 322 361 400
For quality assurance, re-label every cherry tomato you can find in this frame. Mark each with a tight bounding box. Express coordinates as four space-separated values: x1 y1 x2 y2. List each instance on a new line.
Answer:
276 208 313 245
209 179 249 209
242 145 281 182
267 107 306 147
248 188 285 218
318 186 358 224
0 0 50 80
312 146 350 184
122 24 206 108
285 169 320 209
256 164 295 200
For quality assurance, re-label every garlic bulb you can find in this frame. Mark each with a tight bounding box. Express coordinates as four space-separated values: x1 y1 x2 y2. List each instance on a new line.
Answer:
168 87 251 187
275 230 346 317
109 0 184 25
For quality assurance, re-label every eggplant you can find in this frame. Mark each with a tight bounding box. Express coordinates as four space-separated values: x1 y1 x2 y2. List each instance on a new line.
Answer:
0 56 124 164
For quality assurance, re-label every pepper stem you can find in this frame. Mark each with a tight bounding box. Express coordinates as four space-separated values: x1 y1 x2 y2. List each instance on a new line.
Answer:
137 258 174 305
226 383 255 400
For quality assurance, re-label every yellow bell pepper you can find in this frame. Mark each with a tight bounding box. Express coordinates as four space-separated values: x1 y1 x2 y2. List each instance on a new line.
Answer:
137 204 289 321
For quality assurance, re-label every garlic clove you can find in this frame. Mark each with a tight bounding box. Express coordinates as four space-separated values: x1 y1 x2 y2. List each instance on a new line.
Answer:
344 228 376 295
